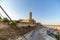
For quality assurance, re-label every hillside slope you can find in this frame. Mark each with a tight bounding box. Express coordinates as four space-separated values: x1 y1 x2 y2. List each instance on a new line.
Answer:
19 26 56 40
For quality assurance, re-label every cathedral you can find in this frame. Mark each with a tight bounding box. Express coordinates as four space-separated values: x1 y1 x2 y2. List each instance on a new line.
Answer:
19 12 36 23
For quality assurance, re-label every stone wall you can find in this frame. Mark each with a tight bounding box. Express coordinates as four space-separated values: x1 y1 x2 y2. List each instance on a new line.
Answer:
17 23 36 27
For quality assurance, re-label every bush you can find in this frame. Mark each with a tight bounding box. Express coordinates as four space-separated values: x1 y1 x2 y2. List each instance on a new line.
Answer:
0 17 2 19
55 34 60 40
0 17 2 22
2 18 9 22
9 20 17 26
28 25 31 28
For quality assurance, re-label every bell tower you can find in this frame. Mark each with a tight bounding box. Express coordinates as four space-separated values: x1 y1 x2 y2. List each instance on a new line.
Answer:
29 12 32 20
29 12 33 22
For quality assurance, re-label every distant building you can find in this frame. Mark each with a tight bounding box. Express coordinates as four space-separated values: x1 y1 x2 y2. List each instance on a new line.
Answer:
19 12 36 23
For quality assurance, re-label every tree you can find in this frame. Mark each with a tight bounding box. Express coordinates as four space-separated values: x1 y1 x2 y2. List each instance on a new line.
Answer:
0 17 2 22
0 17 1 19
55 34 60 40
2 18 9 22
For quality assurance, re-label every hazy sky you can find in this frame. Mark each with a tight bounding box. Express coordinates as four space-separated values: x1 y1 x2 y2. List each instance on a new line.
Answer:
0 0 60 25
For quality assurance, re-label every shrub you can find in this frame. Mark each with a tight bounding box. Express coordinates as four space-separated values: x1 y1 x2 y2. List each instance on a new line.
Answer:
9 20 17 26
0 17 2 19
55 34 60 40
2 18 9 22
28 25 31 28
0 17 2 22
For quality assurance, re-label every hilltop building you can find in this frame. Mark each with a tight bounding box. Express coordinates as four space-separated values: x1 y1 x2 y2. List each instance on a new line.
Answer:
19 12 36 23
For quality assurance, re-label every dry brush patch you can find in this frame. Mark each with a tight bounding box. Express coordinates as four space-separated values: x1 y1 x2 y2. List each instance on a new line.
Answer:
0 25 38 40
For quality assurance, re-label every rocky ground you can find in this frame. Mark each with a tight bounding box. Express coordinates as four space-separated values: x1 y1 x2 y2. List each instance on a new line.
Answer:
21 26 57 40
0 25 37 40
0 23 59 40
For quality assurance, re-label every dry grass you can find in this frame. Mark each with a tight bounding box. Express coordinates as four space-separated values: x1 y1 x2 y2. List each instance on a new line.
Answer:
0 25 38 40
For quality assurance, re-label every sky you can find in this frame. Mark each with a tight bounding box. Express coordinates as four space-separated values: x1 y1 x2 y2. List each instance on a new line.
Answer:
0 0 60 25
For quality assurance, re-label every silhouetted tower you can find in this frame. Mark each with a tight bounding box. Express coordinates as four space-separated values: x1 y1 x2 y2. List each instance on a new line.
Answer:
29 12 32 22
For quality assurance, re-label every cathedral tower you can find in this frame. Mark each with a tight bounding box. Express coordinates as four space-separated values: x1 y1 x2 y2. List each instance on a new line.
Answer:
29 12 32 20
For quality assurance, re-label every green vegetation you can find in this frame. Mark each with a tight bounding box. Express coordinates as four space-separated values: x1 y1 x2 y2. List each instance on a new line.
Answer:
8 20 17 26
0 17 2 19
0 17 2 22
0 17 19 27
1 18 9 22
0 17 17 26
55 34 60 40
